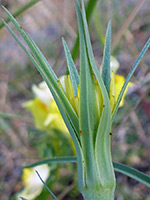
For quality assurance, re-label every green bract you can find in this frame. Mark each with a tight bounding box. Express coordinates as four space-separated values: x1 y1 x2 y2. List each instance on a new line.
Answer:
2 0 150 199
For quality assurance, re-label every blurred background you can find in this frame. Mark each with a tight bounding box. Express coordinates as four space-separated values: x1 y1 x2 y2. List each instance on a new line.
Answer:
0 0 150 199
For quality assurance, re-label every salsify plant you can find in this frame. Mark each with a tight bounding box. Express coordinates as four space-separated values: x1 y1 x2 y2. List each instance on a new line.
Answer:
22 57 132 137
2 0 150 199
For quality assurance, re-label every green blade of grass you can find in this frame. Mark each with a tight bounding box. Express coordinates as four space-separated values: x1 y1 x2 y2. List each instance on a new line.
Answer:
42 81 84 188
102 20 111 95
71 0 98 62
3 12 84 188
36 170 59 200
0 0 41 29
79 0 110 106
3 17 81 148
112 37 150 123
62 38 79 96
26 157 150 187
2 7 80 137
114 162 150 187
23 157 77 168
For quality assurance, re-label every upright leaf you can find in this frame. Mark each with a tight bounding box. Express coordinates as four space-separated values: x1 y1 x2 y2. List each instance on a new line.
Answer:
102 20 111 95
76 0 99 187
80 0 115 187
62 38 79 96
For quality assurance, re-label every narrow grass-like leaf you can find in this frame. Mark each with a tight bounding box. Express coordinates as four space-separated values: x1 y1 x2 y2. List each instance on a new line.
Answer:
35 170 59 200
2 20 78 136
23 157 77 168
62 38 79 96
3 29 83 188
43 82 84 188
3 10 84 188
2 7 80 137
20 198 28 200
0 0 41 29
112 37 150 123
102 20 111 95
24 156 150 187
2 6 58 82
114 162 150 187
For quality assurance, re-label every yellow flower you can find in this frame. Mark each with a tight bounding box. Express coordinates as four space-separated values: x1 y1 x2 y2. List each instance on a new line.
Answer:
24 57 133 134
23 78 68 134
110 57 133 112
16 165 50 200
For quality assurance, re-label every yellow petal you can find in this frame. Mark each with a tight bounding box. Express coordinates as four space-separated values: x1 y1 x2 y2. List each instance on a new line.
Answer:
115 74 133 107
110 71 116 112
18 165 50 200
23 98 49 130
45 100 68 133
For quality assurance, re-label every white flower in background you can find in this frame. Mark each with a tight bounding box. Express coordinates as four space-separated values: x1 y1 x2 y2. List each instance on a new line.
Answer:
17 165 50 200
110 56 119 73
32 81 53 106
23 76 68 133
32 76 65 106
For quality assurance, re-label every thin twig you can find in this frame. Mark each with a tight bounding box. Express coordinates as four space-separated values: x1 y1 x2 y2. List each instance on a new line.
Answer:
112 0 146 51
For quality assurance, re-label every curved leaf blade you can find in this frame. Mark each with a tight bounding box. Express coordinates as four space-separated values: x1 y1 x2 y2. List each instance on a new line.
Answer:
112 37 150 123
23 157 77 168
2 7 80 137
26 157 150 187
114 162 150 187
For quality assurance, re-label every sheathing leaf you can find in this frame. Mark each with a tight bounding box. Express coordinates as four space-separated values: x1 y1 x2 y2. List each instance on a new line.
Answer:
80 0 115 186
76 0 99 187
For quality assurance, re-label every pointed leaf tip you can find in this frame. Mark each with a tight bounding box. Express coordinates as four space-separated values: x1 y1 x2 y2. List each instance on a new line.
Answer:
62 38 79 96
102 20 112 95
